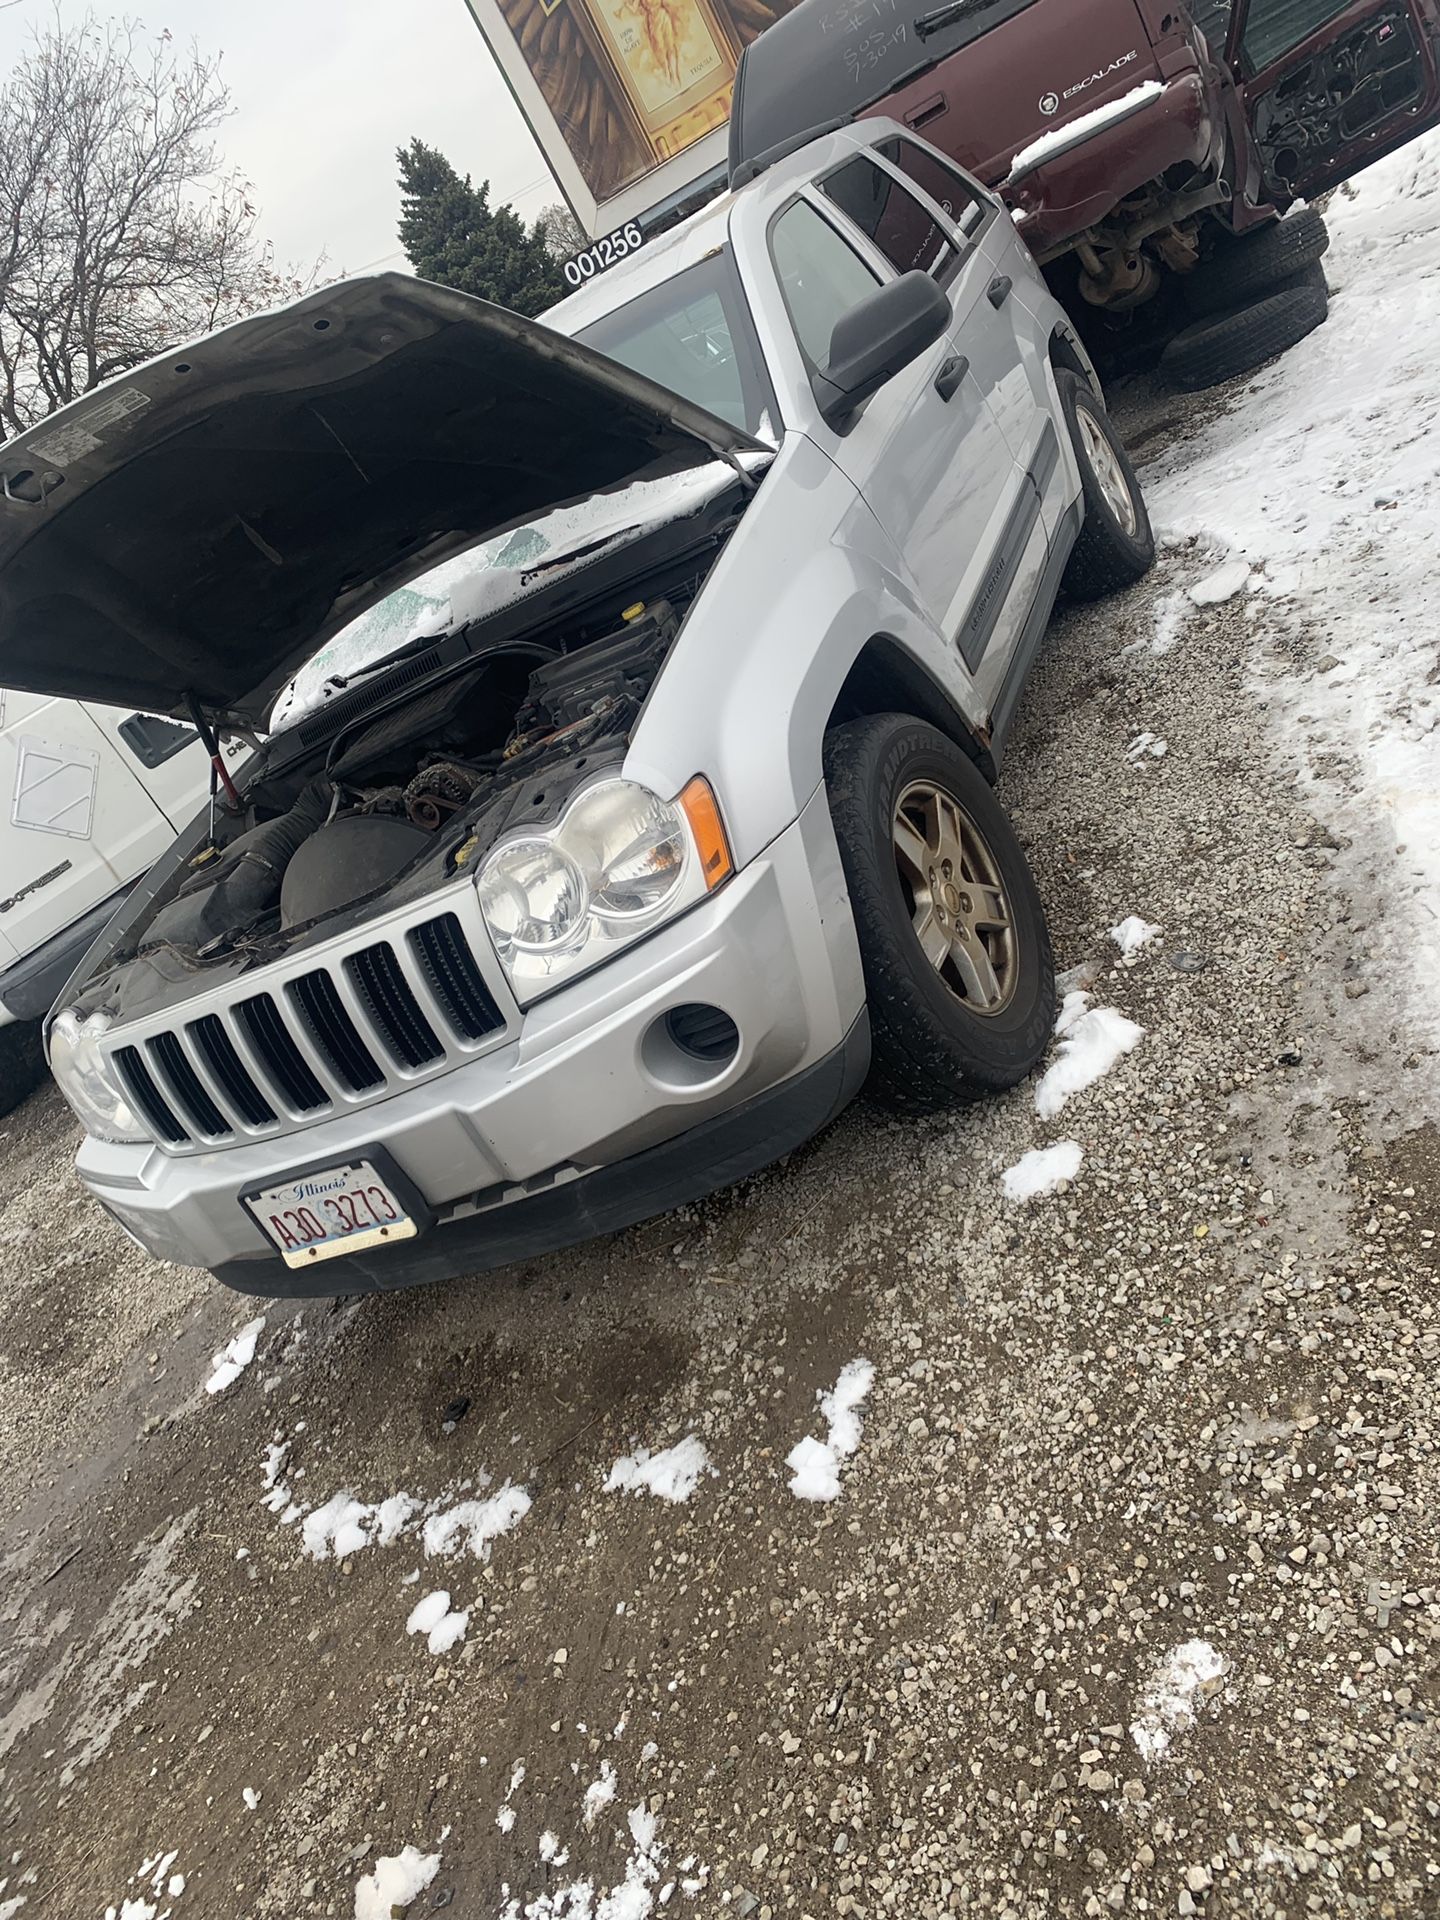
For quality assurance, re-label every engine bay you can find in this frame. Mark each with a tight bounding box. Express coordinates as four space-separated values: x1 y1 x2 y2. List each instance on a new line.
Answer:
89 588 697 1025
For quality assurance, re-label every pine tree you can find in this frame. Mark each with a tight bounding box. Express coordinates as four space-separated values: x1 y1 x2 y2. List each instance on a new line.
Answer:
396 140 565 319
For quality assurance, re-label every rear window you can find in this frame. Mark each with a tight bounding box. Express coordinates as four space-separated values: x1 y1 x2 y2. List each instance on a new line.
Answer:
819 154 959 281
731 0 1037 170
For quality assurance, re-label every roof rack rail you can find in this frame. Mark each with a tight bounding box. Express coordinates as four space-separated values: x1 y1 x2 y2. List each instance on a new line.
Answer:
729 116 850 191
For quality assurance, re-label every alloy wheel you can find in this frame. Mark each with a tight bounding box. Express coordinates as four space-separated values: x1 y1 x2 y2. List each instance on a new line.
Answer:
891 779 1017 1016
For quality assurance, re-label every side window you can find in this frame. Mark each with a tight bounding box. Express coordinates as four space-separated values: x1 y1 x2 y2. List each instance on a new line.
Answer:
1239 0 1351 70
875 138 990 244
770 200 881 373
819 154 960 284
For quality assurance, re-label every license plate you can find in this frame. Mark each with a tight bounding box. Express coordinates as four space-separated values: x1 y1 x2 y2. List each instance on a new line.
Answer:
244 1160 418 1269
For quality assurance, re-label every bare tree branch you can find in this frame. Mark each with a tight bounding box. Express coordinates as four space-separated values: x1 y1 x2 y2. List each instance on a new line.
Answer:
0 12 322 439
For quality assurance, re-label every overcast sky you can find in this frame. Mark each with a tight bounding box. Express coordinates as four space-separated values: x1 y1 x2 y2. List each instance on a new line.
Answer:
0 0 559 276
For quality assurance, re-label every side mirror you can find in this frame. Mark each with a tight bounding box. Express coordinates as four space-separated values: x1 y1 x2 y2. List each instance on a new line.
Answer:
816 271 951 429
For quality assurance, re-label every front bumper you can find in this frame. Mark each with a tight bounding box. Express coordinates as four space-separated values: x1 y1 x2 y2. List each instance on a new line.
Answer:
79 790 867 1290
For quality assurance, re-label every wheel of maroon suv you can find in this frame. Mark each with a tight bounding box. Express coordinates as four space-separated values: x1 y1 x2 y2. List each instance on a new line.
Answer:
1160 275 1329 393
824 715 1055 1114
1183 207 1330 319
1056 372 1156 603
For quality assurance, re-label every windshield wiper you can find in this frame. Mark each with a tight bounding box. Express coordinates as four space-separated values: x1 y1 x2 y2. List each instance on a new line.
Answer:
913 0 989 38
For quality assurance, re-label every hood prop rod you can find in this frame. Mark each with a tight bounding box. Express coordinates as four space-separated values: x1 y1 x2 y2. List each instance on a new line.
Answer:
185 692 242 813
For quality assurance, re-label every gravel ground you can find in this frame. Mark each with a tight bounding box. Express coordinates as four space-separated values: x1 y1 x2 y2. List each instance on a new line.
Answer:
1 380 1437 1920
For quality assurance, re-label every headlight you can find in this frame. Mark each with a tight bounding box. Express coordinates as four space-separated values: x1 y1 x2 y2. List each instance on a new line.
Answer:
48 1008 147 1143
477 775 732 1004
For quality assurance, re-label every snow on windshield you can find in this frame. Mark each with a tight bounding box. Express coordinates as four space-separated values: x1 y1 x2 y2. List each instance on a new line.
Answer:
271 457 765 729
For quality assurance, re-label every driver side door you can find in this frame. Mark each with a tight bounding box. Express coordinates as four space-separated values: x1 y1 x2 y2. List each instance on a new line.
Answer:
1226 0 1440 200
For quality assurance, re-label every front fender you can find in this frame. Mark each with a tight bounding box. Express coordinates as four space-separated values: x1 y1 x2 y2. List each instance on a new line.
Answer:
624 434 987 866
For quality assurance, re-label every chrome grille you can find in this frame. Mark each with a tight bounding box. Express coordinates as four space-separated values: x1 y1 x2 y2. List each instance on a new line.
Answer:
104 900 511 1152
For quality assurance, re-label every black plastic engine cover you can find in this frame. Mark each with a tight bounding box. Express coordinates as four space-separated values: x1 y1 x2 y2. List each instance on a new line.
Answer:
279 813 431 929
514 600 678 735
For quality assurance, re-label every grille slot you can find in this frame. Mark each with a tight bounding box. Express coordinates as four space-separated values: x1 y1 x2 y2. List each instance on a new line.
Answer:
147 1031 229 1137
347 943 444 1068
409 914 503 1042
289 971 385 1092
114 1045 190 1143
237 994 328 1112
191 1015 276 1128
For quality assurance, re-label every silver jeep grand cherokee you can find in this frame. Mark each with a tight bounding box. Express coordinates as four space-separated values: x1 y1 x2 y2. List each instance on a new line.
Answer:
0 123 1153 1295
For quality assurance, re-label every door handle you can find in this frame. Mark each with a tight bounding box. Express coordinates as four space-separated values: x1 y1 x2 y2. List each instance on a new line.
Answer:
904 90 947 129
934 354 969 401
987 275 1013 308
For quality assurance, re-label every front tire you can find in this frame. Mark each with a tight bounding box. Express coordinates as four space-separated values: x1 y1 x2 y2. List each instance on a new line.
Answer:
824 715 1055 1114
1056 371 1155 603
0 1020 46 1118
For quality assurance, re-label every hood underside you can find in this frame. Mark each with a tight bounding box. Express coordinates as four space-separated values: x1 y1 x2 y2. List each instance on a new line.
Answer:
0 273 761 726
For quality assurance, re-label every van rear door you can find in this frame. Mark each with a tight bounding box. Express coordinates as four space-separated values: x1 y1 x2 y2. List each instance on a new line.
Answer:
1227 0 1440 199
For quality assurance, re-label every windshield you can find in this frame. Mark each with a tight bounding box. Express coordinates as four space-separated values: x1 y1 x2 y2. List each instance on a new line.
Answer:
573 250 778 442
731 0 1036 167
272 461 752 729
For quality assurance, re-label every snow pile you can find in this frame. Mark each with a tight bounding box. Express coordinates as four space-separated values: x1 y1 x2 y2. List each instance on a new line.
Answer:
204 1317 265 1394
603 1435 713 1504
1130 1638 1228 1762
786 1358 875 1502
499 1803 671 1920
101 1851 185 1920
1126 729 1167 761
1006 82 1162 181
1187 558 1251 606
353 1845 440 1919
1035 993 1144 1120
1111 915 1161 958
276 1463 530 1565
406 1590 469 1656
497 1762 526 1836
582 1759 617 1829
1146 129 1440 1089
421 1486 532 1558
1001 1140 1082 1201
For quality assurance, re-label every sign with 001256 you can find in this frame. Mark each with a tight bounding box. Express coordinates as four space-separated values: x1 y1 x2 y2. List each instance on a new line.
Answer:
562 222 646 288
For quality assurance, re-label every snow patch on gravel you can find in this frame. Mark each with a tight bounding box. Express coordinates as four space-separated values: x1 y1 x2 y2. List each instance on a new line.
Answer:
280 1466 530 1565
583 1758 617 1828
787 1359 875 1502
1187 558 1251 606
1035 997 1144 1120
353 1844 440 1919
1002 1141 1082 1201
204 1316 265 1394
1111 915 1161 958
1146 129 1440 1098
604 1435 713 1504
1130 1638 1228 1762
406 1589 469 1655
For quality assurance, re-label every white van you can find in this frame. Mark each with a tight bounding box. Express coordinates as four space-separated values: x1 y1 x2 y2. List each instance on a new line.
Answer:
0 694 215 1112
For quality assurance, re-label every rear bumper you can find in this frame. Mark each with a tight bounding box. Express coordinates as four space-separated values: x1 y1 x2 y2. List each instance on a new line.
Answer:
79 788 868 1288
212 1011 870 1295
1009 74 1221 256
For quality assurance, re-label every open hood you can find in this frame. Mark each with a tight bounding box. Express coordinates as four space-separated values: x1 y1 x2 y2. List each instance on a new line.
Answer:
0 274 762 726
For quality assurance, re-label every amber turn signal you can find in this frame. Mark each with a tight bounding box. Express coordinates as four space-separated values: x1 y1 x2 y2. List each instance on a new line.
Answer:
678 776 733 891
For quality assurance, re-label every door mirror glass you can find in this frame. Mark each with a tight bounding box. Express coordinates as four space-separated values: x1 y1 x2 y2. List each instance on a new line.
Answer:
817 271 952 428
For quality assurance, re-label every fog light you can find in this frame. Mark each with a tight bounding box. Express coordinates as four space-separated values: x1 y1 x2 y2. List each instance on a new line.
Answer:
664 1003 740 1064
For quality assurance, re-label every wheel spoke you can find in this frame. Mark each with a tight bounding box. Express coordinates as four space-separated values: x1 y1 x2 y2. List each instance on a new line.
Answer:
934 792 966 872
892 809 930 884
970 882 1010 932
912 903 950 972
951 930 1003 1009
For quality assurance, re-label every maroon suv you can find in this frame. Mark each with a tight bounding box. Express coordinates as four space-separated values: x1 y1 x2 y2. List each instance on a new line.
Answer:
730 0 1440 384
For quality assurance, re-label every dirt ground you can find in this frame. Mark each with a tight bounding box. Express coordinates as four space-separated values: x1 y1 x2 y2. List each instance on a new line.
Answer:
2 381 1437 1920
